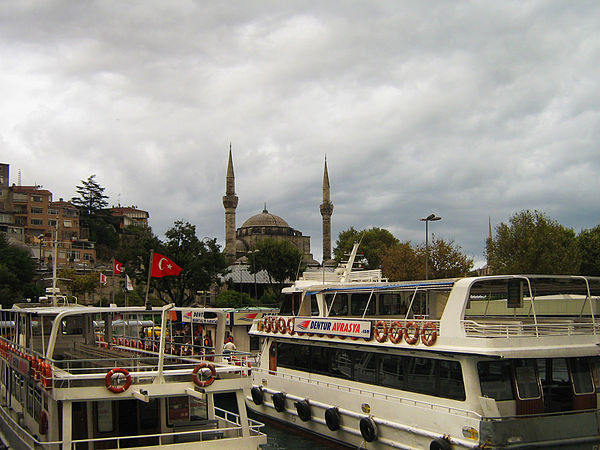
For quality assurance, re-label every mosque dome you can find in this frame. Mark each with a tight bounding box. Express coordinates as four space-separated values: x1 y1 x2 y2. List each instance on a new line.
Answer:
240 208 290 229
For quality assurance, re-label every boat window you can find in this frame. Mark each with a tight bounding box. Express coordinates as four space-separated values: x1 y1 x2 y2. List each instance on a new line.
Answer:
570 358 594 395
311 295 319 316
140 399 159 429
167 396 208 426
277 341 310 371
330 349 353 380
279 293 300 315
380 353 405 389
311 346 330 375
477 361 515 401
406 357 437 396
353 351 379 384
439 360 467 400
350 293 375 316
378 293 408 316
328 294 348 317
96 401 114 433
514 360 541 400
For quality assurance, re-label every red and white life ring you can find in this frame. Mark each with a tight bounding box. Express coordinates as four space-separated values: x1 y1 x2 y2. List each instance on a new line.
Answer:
404 321 420 345
287 317 295 335
277 317 287 334
373 320 388 343
192 362 216 387
420 322 438 346
105 368 132 394
389 321 404 344
263 316 272 333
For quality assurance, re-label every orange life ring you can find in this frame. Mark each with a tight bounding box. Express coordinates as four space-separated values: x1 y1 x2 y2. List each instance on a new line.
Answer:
192 362 216 387
389 321 404 344
105 368 132 393
404 321 420 345
277 317 287 334
287 317 295 335
263 316 272 333
420 322 438 346
373 320 388 343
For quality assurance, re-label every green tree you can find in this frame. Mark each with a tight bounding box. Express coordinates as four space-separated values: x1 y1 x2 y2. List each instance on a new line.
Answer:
487 210 580 274
381 242 423 281
0 234 39 306
333 227 399 270
71 174 109 214
578 225 600 276
419 236 473 278
58 268 100 303
151 221 229 306
115 224 162 284
249 239 303 286
216 290 256 307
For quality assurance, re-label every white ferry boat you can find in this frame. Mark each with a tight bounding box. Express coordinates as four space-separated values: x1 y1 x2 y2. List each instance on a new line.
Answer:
0 294 266 449
246 244 600 449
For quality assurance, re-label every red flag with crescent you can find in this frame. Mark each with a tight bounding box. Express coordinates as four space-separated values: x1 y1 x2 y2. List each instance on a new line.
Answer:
151 253 183 277
114 259 124 275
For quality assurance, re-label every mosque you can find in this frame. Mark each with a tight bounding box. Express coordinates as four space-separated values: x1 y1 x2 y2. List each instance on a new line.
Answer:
222 149 334 268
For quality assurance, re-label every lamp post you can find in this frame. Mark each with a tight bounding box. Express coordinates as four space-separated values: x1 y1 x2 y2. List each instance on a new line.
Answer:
420 214 442 280
247 250 259 299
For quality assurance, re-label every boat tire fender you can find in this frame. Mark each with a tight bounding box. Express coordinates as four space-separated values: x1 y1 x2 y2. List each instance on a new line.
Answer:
192 363 216 387
295 400 311 422
359 416 377 442
325 407 341 431
272 392 286 412
105 368 132 393
251 386 264 405
421 322 438 346
430 437 451 450
404 321 420 345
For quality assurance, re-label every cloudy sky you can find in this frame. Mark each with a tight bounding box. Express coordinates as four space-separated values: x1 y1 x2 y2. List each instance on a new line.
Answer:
2 1 599 267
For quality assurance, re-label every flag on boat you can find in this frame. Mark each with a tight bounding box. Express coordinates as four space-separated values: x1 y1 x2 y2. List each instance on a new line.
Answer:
114 259 124 275
125 274 133 291
100 273 107 285
151 253 182 277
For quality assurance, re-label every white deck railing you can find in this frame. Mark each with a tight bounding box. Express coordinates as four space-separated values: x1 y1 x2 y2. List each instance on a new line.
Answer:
462 319 600 337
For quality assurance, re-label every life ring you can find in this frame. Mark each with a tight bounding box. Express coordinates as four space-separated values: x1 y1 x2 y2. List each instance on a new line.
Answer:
263 316 272 333
287 317 295 335
373 320 388 343
39 410 49 435
192 363 216 387
325 407 341 431
430 437 452 450
360 417 377 442
389 321 404 344
421 322 438 346
276 317 286 334
251 386 264 405
41 363 52 389
295 400 311 422
272 392 286 412
105 368 132 393
404 321 420 345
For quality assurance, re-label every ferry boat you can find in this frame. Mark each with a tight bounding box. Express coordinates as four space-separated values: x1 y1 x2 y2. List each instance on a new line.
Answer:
0 292 266 449
246 243 600 449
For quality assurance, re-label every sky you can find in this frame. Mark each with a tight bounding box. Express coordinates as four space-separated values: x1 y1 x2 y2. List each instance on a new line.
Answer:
2 1 599 268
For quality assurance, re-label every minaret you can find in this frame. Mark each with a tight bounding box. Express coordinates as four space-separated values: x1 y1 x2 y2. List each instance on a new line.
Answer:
223 145 238 261
320 157 334 262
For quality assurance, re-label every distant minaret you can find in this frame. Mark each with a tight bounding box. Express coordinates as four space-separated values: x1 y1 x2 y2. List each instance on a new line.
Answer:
223 145 238 261
320 157 334 262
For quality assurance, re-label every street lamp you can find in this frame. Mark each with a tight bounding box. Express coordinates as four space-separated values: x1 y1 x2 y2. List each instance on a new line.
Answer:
419 214 442 280
247 250 259 299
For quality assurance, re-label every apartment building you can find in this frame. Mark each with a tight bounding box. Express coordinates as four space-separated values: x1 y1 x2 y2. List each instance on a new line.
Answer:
109 206 149 230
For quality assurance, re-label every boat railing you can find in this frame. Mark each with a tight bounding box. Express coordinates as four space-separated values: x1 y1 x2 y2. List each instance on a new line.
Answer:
0 398 265 448
462 318 600 337
253 366 481 420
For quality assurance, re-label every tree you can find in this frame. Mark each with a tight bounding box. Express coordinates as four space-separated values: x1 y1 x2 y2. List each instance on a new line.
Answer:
0 234 38 306
487 210 580 274
420 236 474 278
151 221 229 306
333 227 399 270
58 268 99 303
578 225 600 276
71 174 109 215
216 290 257 308
381 242 424 281
116 224 162 284
249 238 303 286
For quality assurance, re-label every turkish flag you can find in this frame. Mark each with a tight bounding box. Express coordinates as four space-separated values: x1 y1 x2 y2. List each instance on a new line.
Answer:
151 253 183 278
100 273 107 285
114 259 124 275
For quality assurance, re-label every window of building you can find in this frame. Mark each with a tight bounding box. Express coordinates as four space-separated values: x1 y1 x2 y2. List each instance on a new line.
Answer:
31 207 43 214
48 208 59 215
31 195 43 202
63 220 72 228
48 220 57 226
30 219 43 225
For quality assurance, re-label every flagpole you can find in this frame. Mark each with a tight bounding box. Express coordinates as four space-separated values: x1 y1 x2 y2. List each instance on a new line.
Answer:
144 249 154 310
